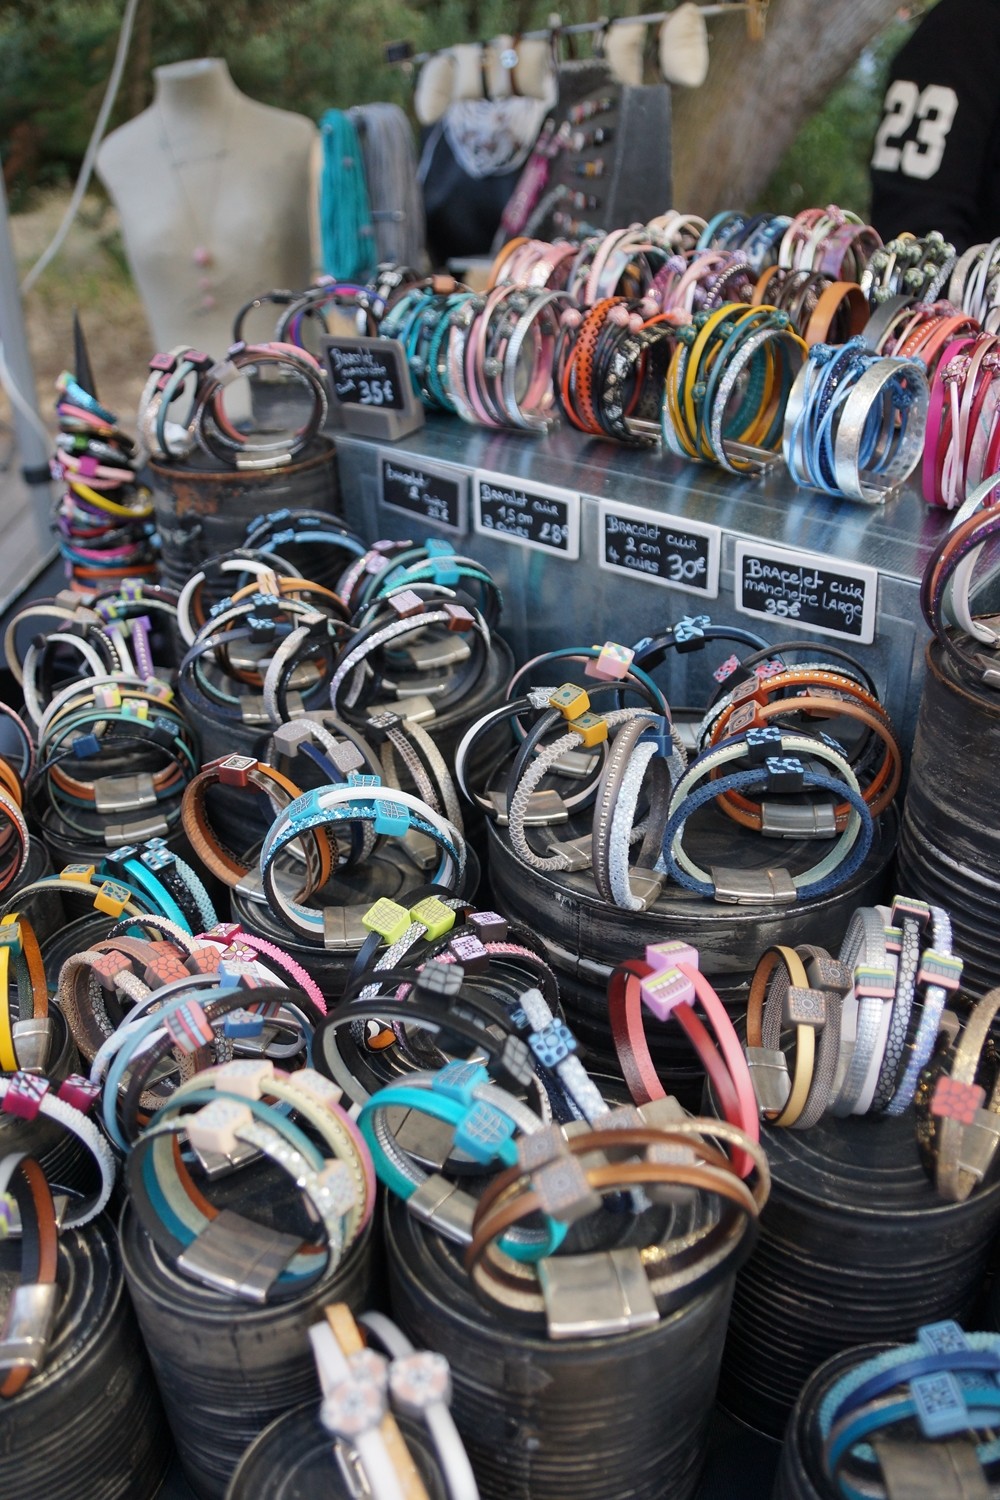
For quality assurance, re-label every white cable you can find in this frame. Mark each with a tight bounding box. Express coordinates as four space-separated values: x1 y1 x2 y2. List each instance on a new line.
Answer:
0 340 52 450
20 0 142 293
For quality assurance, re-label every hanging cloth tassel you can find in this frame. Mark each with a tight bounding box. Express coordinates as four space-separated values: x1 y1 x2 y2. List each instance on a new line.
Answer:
318 109 376 281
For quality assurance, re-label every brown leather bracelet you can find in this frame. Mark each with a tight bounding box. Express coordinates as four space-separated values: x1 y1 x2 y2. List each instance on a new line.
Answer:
466 1154 759 1280
0 1154 59 1399
180 755 334 890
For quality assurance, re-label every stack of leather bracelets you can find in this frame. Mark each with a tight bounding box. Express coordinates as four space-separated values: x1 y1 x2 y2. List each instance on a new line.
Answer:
52 372 156 591
921 471 1000 690
136 340 328 470
783 337 929 502
201 216 1000 516
738 894 963 1132
458 631 900 912
780 1322 1000 1500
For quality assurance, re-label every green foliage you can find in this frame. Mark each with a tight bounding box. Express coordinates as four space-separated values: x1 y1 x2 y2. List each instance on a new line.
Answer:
0 0 918 216
0 0 626 203
759 16 916 217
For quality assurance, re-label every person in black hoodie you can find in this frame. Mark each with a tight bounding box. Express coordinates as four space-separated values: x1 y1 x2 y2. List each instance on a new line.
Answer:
870 0 1000 252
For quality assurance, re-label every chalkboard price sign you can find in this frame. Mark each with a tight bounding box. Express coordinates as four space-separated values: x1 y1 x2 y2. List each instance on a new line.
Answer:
473 470 580 559
380 455 466 533
733 540 878 644
325 337 405 410
321 335 424 440
598 499 720 597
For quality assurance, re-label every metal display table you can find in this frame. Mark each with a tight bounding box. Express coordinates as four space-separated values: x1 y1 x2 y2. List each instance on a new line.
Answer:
335 417 951 748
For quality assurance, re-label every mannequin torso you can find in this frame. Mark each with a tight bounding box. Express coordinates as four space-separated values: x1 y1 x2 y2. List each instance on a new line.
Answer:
97 59 317 356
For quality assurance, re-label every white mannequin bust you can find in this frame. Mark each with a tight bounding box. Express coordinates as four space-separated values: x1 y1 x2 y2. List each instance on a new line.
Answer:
97 58 317 357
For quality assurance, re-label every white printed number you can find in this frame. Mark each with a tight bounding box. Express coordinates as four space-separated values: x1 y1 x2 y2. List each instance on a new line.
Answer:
872 80 958 180
539 522 566 547
358 379 394 406
764 599 801 619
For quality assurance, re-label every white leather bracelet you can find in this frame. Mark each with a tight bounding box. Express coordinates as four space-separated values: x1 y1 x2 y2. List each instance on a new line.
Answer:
360 1312 480 1500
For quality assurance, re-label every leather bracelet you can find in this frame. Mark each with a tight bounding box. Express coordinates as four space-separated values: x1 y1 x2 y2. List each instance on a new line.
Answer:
192 342 328 469
761 945 849 1129
128 1098 354 1301
710 697 901 830
745 945 824 1127
929 987 1000 1202
181 754 331 892
590 713 678 911
0 1072 114 1227
886 903 961 1118
311 1305 431 1500
661 763 873 904
608 958 743 1126
0 916 49 1074
829 906 895 1116
0 1152 59 1399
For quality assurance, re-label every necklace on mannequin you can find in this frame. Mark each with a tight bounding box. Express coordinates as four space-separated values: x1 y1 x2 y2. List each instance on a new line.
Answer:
156 100 236 312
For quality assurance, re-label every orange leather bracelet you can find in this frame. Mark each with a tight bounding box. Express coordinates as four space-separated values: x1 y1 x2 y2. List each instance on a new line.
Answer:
803 281 868 347
180 755 334 891
712 694 901 829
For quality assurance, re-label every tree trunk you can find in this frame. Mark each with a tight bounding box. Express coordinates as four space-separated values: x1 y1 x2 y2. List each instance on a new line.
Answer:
671 0 903 214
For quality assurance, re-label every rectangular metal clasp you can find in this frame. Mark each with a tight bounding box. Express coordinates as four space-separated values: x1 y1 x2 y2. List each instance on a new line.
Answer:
11 1017 54 1073
403 638 471 671
487 788 568 827
538 1249 659 1340
323 907 370 950
0 1282 59 1375
547 748 600 781
746 1045 791 1113
408 1173 476 1244
956 1110 1000 1184
104 815 170 847
710 866 797 905
176 1207 300 1302
390 692 436 723
546 834 593 872
94 773 157 814
760 802 838 839
190 1137 265 1180
402 828 438 872
239 696 269 725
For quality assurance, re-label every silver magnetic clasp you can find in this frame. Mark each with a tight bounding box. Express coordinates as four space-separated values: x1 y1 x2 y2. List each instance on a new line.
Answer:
239 696 270 725
104 815 170 846
760 802 838 839
628 870 664 910
0 1283 59 1376
403 638 471 671
546 834 593 872
234 870 267 904
11 1017 54 1074
956 1109 1000 1185
549 748 600 781
94 773 157 814
710 866 797 905
390 693 436 724
538 1249 659 1340
176 1208 301 1302
323 907 371 951
746 1046 791 1114
401 829 438 871
190 1137 264 1181
487 788 568 826
408 1174 476 1245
